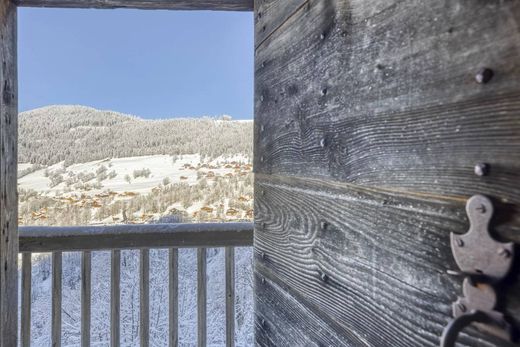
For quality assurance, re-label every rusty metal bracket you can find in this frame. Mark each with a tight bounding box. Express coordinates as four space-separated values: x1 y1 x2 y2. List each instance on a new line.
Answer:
450 195 514 281
441 195 515 347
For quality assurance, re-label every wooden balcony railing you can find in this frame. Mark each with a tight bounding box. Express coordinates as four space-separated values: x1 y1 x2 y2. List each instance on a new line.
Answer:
18 222 254 347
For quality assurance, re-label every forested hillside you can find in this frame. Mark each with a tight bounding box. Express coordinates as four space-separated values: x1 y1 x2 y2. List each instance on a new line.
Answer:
19 105 253 166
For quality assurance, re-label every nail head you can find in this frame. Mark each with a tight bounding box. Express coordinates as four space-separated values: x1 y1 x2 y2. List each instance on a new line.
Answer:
474 163 490 176
475 68 494 84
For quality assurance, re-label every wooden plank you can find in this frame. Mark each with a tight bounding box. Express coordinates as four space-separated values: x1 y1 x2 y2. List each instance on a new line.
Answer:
254 0 520 202
16 0 253 10
225 247 235 347
254 0 307 48
255 272 350 346
21 253 31 347
0 0 18 343
254 174 520 346
19 223 254 252
111 250 120 347
52 252 62 347
81 251 91 347
169 248 179 347
197 248 207 347
140 249 150 347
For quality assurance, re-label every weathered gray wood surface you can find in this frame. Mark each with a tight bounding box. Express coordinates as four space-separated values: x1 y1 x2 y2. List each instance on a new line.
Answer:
254 0 520 346
198 248 207 347
255 174 520 346
254 0 520 202
225 247 235 347
0 0 17 344
16 0 253 10
52 252 62 347
169 248 179 347
81 251 91 347
19 223 254 252
140 249 150 347
111 250 121 347
21 253 31 347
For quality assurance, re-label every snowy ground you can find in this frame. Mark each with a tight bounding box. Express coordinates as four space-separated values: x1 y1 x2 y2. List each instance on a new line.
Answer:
19 154 251 196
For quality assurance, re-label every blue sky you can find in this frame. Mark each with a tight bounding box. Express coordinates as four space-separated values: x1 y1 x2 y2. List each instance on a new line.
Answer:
18 8 253 119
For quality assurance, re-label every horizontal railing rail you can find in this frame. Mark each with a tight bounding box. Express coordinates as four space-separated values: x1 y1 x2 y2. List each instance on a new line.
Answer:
18 222 254 347
19 222 254 252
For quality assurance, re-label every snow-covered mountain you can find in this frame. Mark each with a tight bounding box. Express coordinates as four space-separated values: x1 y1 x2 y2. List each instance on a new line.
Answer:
19 105 253 166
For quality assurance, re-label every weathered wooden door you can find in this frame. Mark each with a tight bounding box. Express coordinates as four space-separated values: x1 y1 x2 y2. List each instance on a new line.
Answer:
253 0 520 346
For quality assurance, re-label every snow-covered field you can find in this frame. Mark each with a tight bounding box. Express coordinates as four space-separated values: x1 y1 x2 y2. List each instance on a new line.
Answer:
18 154 253 225
19 154 250 196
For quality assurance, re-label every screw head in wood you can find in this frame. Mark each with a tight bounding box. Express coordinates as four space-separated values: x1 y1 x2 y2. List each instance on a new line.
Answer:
320 272 329 282
474 163 490 176
320 32 326 40
320 88 328 96
475 68 494 84
261 277 266 284
320 138 327 148
320 221 328 230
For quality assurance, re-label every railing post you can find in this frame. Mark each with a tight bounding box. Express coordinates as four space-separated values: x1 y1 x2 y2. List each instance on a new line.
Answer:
169 248 178 347
140 249 150 347
52 252 62 347
197 248 207 347
111 250 120 347
81 251 91 347
21 253 32 347
225 247 235 347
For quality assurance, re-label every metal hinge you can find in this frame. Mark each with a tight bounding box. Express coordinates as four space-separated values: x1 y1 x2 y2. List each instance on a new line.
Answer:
440 195 515 347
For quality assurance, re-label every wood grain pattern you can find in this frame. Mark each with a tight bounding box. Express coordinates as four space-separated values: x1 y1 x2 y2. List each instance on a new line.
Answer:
254 0 520 201
254 174 520 346
254 0 306 48
21 253 31 347
19 223 253 252
254 1 520 343
0 0 17 344
169 248 179 347
52 252 62 347
16 0 253 10
111 250 121 347
81 251 91 347
254 272 351 346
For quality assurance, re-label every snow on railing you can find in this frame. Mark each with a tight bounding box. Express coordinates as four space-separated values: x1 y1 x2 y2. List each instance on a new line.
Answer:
18 223 254 347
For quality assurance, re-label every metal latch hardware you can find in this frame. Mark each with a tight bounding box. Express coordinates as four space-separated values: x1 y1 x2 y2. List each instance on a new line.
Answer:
440 195 515 347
